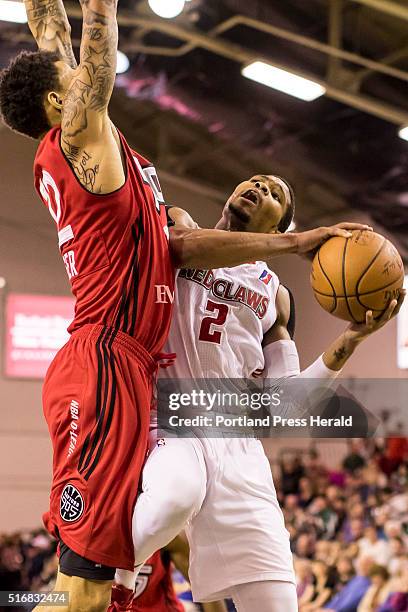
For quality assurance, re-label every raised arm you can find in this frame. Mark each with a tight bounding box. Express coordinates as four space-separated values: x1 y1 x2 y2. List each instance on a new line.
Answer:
262 285 405 377
23 0 77 68
61 0 125 193
169 211 372 269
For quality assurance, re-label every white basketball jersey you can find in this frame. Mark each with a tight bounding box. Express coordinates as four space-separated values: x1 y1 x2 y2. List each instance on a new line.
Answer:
160 262 279 379
156 262 296 601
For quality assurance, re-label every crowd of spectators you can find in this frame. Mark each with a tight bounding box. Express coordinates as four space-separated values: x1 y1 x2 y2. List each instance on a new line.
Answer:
0 528 57 611
1 437 407 612
278 437 408 612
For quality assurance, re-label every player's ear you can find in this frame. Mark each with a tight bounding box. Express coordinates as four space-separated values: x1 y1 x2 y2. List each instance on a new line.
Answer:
47 91 63 111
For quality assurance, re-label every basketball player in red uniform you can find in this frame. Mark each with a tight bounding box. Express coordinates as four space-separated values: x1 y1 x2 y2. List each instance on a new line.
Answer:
125 549 184 612
118 535 226 612
0 0 175 608
0 1 376 610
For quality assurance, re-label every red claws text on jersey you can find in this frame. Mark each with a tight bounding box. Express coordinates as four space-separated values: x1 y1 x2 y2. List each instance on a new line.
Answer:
179 268 270 319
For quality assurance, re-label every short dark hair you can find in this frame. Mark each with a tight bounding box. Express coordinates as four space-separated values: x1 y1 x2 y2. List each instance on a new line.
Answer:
275 175 296 233
369 565 389 581
0 50 60 139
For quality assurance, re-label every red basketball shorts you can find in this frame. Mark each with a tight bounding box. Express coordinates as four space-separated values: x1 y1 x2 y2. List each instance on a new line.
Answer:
42 324 157 571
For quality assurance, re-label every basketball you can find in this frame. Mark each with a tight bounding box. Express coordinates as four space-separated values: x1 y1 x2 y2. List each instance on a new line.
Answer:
311 230 404 323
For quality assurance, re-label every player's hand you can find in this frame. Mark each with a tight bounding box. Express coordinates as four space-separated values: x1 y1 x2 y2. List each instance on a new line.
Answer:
295 222 373 259
345 289 406 343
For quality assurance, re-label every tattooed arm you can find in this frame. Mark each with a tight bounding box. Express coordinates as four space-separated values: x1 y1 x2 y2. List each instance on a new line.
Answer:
60 0 124 194
262 286 405 373
24 0 76 68
321 290 405 370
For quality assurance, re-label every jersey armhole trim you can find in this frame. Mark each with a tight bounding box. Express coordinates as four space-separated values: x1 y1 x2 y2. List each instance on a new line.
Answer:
280 283 296 339
165 205 176 228
58 130 129 198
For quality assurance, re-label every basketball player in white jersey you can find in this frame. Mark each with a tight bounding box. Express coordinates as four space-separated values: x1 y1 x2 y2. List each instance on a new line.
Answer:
112 176 404 612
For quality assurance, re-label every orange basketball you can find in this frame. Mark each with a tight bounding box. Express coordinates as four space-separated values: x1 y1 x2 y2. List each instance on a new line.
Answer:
310 230 404 323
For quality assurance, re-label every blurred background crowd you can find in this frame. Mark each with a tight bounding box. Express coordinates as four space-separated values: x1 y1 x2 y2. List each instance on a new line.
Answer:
1 437 407 612
281 438 408 612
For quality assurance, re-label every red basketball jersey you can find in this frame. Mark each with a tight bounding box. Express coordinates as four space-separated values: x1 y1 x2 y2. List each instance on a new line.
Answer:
128 550 184 612
33 127 174 355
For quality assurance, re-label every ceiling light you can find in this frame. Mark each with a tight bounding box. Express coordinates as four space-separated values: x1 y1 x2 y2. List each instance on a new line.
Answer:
242 61 326 102
399 126 408 142
0 0 27 23
116 50 130 74
148 0 185 19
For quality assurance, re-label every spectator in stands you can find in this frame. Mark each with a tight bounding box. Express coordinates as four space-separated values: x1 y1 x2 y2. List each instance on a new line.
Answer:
315 542 335 565
332 557 356 595
305 450 328 482
296 559 315 605
391 462 408 493
357 565 391 612
295 533 316 560
308 497 339 540
342 518 365 545
358 526 392 566
0 537 24 591
300 560 336 611
377 447 401 478
298 477 317 509
343 442 367 474
388 537 407 576
377 563 408 612
280 454 305 495
322 556 374 612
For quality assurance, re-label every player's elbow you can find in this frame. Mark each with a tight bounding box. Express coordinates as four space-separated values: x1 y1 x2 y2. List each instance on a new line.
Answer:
169 228 200 269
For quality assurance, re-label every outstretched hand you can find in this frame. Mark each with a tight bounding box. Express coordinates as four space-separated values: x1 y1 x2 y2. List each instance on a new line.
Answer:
296 222 373 260
345 289 406 344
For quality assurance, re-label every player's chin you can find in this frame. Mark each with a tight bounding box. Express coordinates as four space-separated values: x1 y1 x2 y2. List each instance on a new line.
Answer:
228 201 251 224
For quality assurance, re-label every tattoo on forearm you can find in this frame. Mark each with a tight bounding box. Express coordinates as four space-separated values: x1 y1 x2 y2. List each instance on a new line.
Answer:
83 26 103 41
62 137 101 193
25 0 77 68
334 346 347 362
61 2 118 138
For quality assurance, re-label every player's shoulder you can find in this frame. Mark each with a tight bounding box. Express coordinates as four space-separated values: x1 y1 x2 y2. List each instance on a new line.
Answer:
256 262 280 289
130 146 152 168
35 127 62 162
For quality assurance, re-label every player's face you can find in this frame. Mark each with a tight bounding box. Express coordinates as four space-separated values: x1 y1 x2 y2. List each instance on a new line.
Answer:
224 175 290 233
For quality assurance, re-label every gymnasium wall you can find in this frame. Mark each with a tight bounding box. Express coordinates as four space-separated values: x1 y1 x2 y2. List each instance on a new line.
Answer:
0 128 405 532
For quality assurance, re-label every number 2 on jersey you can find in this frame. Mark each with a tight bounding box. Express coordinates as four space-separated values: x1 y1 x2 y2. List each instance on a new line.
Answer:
199 300 229 344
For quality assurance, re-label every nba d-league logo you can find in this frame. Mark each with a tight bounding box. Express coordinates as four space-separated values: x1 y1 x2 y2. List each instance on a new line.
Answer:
60 484 84 522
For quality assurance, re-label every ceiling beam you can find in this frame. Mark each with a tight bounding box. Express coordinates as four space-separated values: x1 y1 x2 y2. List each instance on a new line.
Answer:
354 45 408 84
350 0 408 21
8 4 408 127
60 5 408 82
116 14 408 126
327 0 344 82
207 15 408 82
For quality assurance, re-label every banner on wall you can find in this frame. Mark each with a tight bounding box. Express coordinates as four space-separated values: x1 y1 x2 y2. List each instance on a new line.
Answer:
397 275 408 369
5 293 75 379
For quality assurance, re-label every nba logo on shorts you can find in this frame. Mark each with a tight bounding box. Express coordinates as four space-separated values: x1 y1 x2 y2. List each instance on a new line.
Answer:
60 484 85 522
259 270 272 285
